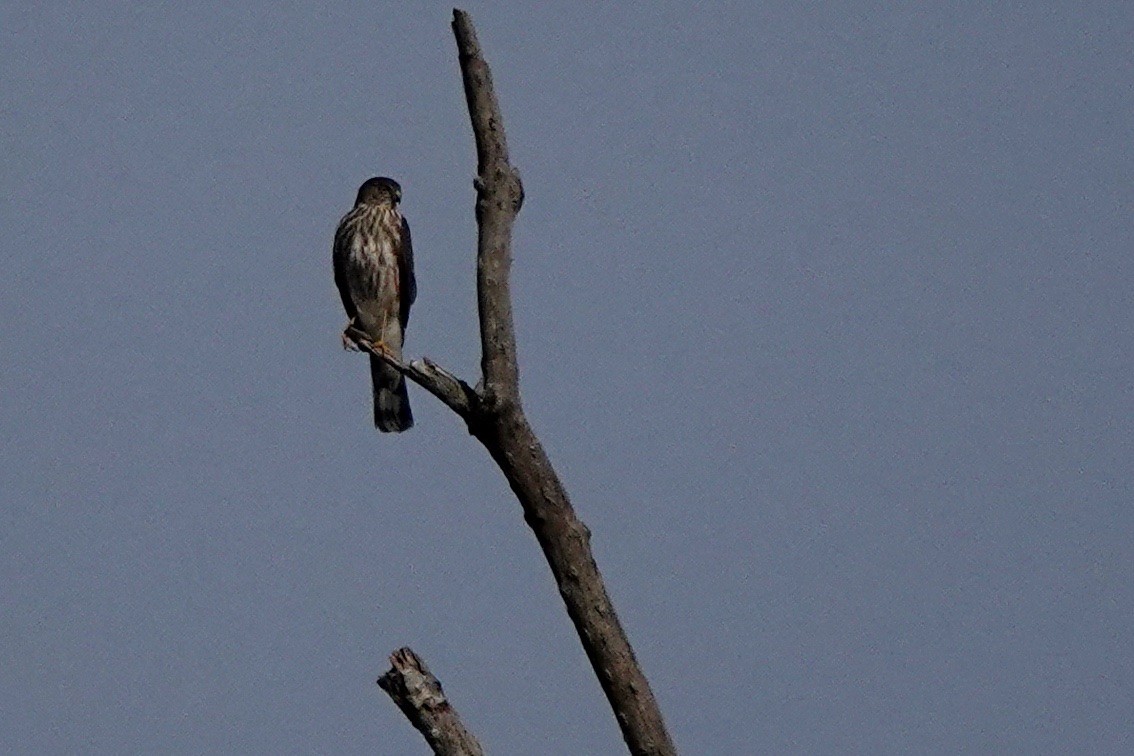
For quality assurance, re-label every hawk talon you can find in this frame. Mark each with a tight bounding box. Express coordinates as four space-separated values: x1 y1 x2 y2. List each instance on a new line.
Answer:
343 324 395 361
369 340 394 360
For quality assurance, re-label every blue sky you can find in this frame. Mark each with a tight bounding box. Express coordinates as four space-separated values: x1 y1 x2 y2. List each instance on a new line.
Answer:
2 3 1132 753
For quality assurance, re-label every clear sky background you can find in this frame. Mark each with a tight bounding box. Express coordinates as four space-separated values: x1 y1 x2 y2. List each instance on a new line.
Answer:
3 2 1132 753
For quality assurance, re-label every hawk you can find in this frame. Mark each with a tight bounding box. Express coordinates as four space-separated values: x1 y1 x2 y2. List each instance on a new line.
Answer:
333 177 417 432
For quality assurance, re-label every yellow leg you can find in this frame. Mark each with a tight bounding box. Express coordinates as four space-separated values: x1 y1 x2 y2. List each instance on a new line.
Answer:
342 319 394 358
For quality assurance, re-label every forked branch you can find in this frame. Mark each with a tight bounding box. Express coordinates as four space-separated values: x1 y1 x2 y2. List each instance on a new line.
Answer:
374 10 676 755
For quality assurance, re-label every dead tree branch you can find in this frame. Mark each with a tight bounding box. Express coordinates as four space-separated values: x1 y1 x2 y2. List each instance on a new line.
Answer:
373 10 677 755
451 12 524 411
347 326 478 419
377 648 484 756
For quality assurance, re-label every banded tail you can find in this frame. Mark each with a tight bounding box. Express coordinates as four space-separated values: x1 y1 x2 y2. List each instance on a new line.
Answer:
370 355 413 432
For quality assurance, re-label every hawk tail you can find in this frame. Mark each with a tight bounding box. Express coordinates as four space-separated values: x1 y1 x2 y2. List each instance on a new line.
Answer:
370 355 413 432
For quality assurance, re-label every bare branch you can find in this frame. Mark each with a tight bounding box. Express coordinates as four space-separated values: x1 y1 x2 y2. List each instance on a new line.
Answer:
452 9 524 410
347 326 478 420
449 10 677 756
377 648 484 756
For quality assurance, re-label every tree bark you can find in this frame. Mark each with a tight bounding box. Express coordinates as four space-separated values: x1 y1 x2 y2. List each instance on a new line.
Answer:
377 648 484 756
369 10 677 755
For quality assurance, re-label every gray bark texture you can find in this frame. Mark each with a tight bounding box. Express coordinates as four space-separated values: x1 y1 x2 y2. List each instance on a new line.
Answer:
377 648 484 756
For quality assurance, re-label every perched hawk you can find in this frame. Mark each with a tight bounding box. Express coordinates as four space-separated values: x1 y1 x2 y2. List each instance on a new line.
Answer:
333 177 417 432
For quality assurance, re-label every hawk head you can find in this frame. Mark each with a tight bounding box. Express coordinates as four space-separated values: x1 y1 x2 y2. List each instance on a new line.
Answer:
354 176 402 208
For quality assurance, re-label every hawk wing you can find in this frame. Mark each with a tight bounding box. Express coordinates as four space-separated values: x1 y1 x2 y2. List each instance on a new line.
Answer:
398 216 416 331
332 214 359 323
